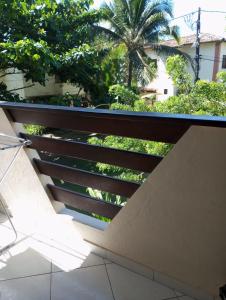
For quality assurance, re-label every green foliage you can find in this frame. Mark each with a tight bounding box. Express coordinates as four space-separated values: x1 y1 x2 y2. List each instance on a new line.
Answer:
0 39 55 84
153 81 226 116
192 80 226 102
30 92 82 107
166 55 193 94
100 44 127 88
217 71 226 84
166 55 226 115
0 82 21 102
96 0 185 87
25 124 46 135
87 89 171 205
0 0 101 49
108 84 139 105
55 44 108 103
0 0 105 103
87 76 226 206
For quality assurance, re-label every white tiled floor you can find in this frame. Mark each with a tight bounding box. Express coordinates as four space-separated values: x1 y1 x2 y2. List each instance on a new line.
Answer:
0 216 194 300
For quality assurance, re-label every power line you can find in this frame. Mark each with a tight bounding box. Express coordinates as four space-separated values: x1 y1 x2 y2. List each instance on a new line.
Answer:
169 10 198 22
169 9 226 23
202 10 226 14
200 57 224 63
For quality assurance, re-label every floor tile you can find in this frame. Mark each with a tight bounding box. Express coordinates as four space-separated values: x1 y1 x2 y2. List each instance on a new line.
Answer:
51 265 114 300
0 236 51 280
52 252 105 273
0 273 50 300
106 263 176 300
106 251 154 280
104 258 112 264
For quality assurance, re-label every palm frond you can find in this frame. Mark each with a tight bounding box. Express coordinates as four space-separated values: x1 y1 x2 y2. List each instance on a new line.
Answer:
150 44 195 71
92 25 121 41
103 1 131 34
161 25 180 44
136 12 169 42
139 0 173 29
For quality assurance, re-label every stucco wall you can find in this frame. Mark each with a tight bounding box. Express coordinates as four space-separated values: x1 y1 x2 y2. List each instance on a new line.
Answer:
24 75 62 98
145 41 226 100
92 125 226 298
219 42 226 73
1 106 225 298
2 69 25 99
182 43 215 81
144 51 175 101
2 72 82 99
0 109 62 230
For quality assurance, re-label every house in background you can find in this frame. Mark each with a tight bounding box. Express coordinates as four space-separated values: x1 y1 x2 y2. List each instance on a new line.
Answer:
144 33 226 101
2 69 82 100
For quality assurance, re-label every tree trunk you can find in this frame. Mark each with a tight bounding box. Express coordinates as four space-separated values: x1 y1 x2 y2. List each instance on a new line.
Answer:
127 57 133 88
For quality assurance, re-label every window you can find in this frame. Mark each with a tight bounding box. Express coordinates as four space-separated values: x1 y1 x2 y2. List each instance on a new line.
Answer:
164 89 168 95
222 55 226 69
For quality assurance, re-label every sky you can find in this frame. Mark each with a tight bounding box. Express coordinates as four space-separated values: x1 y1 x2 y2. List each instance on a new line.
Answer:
93 0 226 37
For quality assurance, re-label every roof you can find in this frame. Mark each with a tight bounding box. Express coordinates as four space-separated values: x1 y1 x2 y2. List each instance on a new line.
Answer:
146 33 225 48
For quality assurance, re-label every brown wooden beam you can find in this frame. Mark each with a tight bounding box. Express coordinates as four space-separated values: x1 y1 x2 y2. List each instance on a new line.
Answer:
34 159 140 198
2 103 226 143
22 134 162 172
48 184 121 219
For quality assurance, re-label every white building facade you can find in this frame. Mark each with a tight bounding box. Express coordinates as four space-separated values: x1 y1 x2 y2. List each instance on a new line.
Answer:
1 70 82 100
144 33 226 101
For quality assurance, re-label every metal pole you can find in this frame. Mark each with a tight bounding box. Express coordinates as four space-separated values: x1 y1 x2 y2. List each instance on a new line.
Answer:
195 7 201 82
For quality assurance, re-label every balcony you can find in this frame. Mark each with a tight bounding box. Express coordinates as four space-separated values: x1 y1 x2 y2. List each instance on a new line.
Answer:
0 212 187 300
0 102 226 300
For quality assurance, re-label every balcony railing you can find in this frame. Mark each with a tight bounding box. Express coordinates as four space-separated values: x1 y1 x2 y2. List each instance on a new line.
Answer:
1 102 226 220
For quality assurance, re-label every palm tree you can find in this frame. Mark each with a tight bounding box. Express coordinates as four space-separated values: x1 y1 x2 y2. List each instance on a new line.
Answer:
95 0 189 88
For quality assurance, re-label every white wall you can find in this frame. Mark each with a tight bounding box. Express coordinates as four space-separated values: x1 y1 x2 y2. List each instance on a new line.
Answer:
144 51 175 101
219 42 226 73
145 41 226 100
24 75 62 98
2 72 83 99
61 82 82 95
2 69 25 99
0 109 57 231
182 43 215 81
92 125 226 299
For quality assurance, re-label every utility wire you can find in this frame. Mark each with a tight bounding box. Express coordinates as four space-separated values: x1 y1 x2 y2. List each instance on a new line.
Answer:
200 57 224 63
169 9 226 23
202 10 226 14
169 11 198 22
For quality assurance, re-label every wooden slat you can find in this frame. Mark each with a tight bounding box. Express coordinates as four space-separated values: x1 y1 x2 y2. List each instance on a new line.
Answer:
2 102 226 143
22 134 162 172
48 184 121 219
34 159 139 198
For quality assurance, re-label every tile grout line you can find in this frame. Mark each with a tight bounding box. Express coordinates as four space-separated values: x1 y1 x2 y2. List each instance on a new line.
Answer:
104 264 116 300
0 272 52 283
51 262 106 274
110 260 155 282
0 262 107 283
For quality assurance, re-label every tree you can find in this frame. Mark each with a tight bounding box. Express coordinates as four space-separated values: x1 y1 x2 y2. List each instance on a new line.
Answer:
217 71 226 84
88 79 226 205
95 0 187 88
0 0 104 100
166 54 193 94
